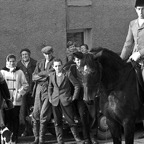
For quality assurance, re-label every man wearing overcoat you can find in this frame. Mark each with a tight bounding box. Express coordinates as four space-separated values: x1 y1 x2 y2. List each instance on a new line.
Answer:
17 48 37 136
32 46 54 144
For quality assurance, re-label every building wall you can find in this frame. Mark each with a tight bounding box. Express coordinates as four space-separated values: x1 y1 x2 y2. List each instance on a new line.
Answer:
0 0 66 68
67 0 136 53
0 0 137 68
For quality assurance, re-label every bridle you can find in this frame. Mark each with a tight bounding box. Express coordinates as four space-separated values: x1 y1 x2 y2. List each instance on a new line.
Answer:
82 61 102 91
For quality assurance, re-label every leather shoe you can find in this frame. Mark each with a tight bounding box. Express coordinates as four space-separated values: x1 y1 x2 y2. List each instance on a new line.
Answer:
91 138 99 144
21 131 29 137
74 137 82 142
138 133 144 139
84 139 91 144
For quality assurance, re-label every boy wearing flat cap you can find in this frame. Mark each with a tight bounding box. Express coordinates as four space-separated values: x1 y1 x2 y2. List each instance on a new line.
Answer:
17 48 37 137
32 45 55 144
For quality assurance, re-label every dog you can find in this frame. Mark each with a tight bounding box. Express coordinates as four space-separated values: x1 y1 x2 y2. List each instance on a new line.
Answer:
0 126 15 144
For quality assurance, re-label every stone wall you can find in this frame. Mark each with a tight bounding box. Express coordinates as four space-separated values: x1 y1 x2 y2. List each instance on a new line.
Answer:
0 0 137 68
67 0 136 53
0 0 66 68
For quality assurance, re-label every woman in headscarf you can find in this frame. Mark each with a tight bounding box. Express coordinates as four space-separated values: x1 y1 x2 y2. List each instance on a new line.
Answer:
1 54 29 143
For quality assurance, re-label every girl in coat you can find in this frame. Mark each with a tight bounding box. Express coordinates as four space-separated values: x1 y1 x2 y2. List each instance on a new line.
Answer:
1 54 29 143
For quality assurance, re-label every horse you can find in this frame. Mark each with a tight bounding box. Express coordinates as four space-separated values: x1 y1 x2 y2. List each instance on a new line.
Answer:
80 47 144 144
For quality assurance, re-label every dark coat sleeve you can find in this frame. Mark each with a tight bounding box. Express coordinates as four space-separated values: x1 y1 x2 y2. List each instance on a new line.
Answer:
68 71 80 100
48 73 53 103
0 79 10 100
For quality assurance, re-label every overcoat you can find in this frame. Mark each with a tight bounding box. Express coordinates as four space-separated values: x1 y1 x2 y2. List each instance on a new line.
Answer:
17 58 37 92
0 72 5 109
17 58 37 124
32 57 54 120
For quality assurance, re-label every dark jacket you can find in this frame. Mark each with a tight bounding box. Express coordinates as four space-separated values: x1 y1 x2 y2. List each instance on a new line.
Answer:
48 70 80 106
32 56 55 98
17 58 37 92
0 72 10 108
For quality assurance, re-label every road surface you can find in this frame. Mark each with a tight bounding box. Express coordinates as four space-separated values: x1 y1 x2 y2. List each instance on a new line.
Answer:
17 130 144 144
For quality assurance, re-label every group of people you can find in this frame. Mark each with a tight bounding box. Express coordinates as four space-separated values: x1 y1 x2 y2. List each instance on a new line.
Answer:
0 43 99 144
30 44 99 144
0 0 144 143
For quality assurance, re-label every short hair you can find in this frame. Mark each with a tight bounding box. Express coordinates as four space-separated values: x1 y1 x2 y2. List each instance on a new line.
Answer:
6 54 16 61
81 44 89 50
67 41 75 48
20 48 31 54
53 58 63 65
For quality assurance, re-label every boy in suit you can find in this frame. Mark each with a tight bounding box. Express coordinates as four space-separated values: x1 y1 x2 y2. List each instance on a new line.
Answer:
48 58 81 144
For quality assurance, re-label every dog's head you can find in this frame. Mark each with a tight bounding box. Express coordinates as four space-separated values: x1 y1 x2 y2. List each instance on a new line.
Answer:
0 126 13 144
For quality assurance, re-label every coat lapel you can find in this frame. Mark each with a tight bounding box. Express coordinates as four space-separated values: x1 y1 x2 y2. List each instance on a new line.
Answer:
59 73 66 87
53 72 59 88
136 19 144 30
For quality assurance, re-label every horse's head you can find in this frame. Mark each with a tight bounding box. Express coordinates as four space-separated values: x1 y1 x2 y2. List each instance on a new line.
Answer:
80 53 101 103
80 47 126 103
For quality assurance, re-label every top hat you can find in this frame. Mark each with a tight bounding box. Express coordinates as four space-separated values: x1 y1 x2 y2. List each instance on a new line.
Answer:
135 0 144 7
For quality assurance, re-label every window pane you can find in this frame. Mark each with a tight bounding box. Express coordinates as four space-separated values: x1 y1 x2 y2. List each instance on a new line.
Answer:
67 0 92 6
67 32 84 47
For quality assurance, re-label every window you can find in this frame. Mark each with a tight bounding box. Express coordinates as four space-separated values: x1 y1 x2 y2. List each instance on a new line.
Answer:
67 28 92 49
67 31 84 47
67 0 92 6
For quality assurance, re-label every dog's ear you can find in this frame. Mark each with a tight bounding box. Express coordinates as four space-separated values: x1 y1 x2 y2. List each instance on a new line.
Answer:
0 125 5 134
0 125 5 130
10 132 13 138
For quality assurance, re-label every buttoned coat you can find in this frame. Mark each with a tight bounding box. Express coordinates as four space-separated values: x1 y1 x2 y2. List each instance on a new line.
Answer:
121 19 144 60
17 58 37 92
32 57 55 99
48 71 80 107
32 57 54 121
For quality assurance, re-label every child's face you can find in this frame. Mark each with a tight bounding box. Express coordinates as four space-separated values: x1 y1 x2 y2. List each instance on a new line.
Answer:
81 46 88 53
53 61 62 73
74 57 81 67
8 58 16 68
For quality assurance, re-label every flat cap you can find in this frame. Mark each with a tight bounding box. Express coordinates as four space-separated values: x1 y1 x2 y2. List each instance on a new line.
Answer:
73 51 84 59
20 48 31 54
41 46 53 54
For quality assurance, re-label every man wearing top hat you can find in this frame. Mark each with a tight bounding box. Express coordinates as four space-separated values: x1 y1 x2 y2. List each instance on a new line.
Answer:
32 46 55 144
120 0 144 138
120 0 144 76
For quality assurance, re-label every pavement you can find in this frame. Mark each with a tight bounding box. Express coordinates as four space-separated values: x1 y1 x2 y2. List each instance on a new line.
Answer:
17 123 144 144
17 132 144 144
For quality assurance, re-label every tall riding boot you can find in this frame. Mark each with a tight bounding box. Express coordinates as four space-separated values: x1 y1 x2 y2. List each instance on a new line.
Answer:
39 123 46 144
55 126 64 144
32 121 40 144
70 126 82 142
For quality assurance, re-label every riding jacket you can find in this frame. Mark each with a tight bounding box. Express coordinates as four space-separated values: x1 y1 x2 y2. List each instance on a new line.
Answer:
121 19 144 61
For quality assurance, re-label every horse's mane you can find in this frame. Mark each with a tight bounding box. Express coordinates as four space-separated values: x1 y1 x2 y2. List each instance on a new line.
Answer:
90 47 125 69
89 47 127 90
